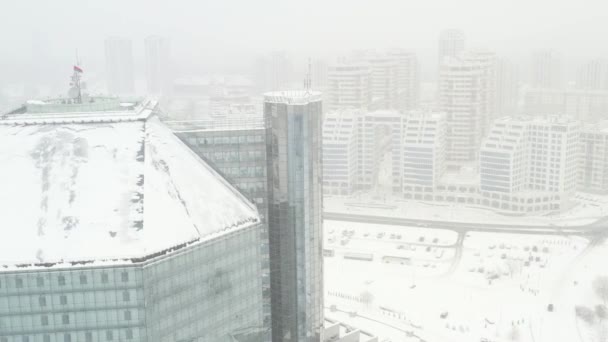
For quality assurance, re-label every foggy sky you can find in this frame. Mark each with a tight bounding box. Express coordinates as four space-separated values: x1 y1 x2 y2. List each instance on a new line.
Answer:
1 0 607 85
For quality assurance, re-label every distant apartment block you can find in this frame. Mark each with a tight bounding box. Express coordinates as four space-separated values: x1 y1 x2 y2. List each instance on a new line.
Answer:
479 116 580 212
523 87 608 123
439 51 496 165
438 29 465 65
579 121 608 194
530 49 562 89
323 109 359 195
326 62 371 111
104 37 135 95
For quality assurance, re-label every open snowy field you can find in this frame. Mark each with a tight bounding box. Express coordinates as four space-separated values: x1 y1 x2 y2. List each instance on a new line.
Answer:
324 220 608 342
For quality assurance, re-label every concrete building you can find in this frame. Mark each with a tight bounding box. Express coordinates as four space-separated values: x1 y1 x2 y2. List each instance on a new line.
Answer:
579 121 608 194
438 29 465 64
323 109 359 195
264 91 324 342
366 55 399 110
144 36 171 95
576 59 608 90
479 116 580 212
356 110 405 193
326 62 371 111
388 49 420 112
438 52 496 165
522 87 608 123
530 49 562 89
0 98 268 342
402 112 447 200
254 52 294 93
495 58 520 116
104 37 135 95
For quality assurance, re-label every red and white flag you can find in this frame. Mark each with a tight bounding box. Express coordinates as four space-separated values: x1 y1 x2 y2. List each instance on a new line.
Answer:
73 65 83 73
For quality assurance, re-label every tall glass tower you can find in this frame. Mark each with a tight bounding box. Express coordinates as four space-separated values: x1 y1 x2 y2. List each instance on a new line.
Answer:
264 91 323 342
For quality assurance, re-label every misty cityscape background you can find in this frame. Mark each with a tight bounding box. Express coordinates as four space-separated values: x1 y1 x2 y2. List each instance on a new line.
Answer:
2 1 608 342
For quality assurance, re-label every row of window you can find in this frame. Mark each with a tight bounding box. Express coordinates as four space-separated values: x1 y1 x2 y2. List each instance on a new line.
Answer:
0 272 130 290
0 329 134 342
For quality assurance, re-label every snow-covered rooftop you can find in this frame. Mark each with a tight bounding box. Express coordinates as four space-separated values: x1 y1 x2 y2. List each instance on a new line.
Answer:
264 90 322 105
0 98 259 270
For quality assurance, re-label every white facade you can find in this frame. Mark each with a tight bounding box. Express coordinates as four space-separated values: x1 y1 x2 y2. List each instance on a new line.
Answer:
144 35 171 95
530 49 562 89
322 109 360 195
438 29 465 64
326 62 371 111
576 59 608 90
439 51 496 164
479 116 580 212
104 37 135 96
579 122 608 194
402 112 447 199
388 49 421 111
523 87 608 123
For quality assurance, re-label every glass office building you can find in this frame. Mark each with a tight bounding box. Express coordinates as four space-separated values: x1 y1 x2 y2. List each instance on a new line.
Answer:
0 98 268 342
168 117 272 332
264 91 324 342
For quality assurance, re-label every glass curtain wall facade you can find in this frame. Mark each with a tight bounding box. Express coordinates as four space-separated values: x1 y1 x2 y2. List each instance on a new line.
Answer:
0 223 266 342
173 125 272 334
264 92 323 342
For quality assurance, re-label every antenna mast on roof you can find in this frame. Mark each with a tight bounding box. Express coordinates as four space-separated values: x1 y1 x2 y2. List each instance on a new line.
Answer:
304 58 312 94
70 50 84 104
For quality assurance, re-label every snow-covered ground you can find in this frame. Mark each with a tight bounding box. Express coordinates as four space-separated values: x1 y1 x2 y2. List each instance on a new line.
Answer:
324 220 608 342
325 193 608 227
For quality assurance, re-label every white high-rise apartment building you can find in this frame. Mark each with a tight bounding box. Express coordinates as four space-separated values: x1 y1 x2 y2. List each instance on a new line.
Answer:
326 62 371 111
576 59 608 90
388 49 421 111
480 116 580 212
104 37 135 95
438 51 496 165
402 112 447 199
523 88 608 123
322 109 360 195
366 55 399 110
530 49 562 88
579 121 608 194
356 110 405 192
495 58 520 116
438 29 465 64
144 35 171 95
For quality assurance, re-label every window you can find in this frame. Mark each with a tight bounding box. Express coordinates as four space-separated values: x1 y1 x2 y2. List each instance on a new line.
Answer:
106 331 113 341
126 329 133 340
124 310 132 321
121 271 129 282
41 315 48 326
43 335 50 342
15 278 23 288
58 275 66 286
21 337 29 342
122 291 130 302
85 332 93 342
80 274 87 285
37 277 44 287
39 296 47 307
62 314 70 324
60 295 68 305
64 334 71 342
101 273 109 284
